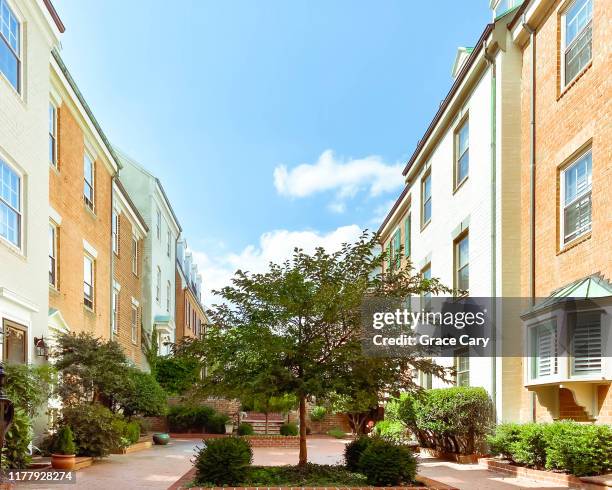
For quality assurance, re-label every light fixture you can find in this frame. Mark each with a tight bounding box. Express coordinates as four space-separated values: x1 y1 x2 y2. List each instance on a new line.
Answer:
34 336 49 359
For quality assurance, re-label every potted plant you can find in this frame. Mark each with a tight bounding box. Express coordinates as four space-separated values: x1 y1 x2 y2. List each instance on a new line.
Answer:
51 426 76 470
152 433 170 445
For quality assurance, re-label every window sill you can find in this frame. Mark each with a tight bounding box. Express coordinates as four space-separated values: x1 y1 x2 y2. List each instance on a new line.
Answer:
49 163 60 175
453 176 468 195
557 231 591 256
0 70 24 104
558 61 592 101
84 203 97 219
0 236 25 260
421 219 432 233
49 284 60 296
83 304 95 315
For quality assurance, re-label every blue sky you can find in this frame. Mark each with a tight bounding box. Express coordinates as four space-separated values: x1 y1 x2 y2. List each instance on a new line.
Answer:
53 0 491 302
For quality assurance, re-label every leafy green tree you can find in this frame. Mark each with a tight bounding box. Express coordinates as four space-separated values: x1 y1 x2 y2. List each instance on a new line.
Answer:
203 231 450 465
155 357 200 395
115 368 167 417
242 393 296 434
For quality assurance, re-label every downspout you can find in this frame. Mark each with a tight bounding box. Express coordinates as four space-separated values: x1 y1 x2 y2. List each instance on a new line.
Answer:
484 40 497 421
522 15 537 421
110 175 116 339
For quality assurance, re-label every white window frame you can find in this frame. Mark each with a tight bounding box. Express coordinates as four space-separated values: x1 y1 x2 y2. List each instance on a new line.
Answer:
561 0 593 88
111 287 119 334
0 157 22 250
156 208 161 240
49 102 58 167
529 319 558 380
83 152 95 211
421 263 432 311
156 267 161 303
83 254 95 310
570 310 602 376
167 230 171 257
131 235 138 275
454 232 469 294
454 348 470 386
112 210 120 255
131 303 138 344
454 117 469 188
166 280 171 312
0 0 21 93
421 171 432 227
560 148 592 247
49 222 58 288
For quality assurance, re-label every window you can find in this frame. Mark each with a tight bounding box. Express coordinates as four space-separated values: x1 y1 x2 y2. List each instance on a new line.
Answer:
404 213 411 258
455 118 469 187
156 267 161 303
49 223 58 287
167 230 171 257
419 370 432 389
83 153 94 210
49 103 57 166
131 305 138 343
561 149 592 245
421 263 432 311
562 0 592 86
421 171 432 226
454 348 469 386
131 236 138 275
0 0 20 91
156 208 161 240
530 320 558 379
570 311 601 375
390 228 401 270
111 288 119 334
0 158 21 247
454 233 469 293
112 210 119 255
83 255 94 309
3 319 26 364
166 281 171 312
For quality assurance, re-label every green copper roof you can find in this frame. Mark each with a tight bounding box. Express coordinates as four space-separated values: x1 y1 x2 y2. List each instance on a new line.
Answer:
154 315 172 324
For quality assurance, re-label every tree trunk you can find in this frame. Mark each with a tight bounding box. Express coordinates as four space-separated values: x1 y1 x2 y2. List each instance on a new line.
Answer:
298 395 307 466
265 412 269 435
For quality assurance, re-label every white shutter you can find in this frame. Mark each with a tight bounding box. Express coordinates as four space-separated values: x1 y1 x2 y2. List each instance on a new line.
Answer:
537 323 557 377
572 313 601 374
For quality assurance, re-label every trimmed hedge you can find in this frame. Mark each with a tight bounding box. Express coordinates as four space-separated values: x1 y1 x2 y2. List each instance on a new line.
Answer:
167 405 229 433
389 387 494 454
359 438 417 485
344 435 372 472
238 422 254 436
280 422 298 436
371 420 406 442
488 421 612 477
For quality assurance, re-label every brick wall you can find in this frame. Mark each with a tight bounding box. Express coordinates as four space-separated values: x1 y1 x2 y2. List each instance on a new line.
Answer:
308 413 352 434
557 388 592 422
112 211 144 365
175 268 206 342
49 103 114 339
597 385 612 424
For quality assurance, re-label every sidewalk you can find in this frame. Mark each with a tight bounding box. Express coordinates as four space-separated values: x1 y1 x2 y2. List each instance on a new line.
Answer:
418 456 571 490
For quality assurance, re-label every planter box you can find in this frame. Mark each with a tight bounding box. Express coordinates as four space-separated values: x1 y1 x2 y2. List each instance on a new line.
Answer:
420 447 487 464
111 437 153 454
480 458 612 489
169 433 300 448
74 456 93 471
168 467 459 490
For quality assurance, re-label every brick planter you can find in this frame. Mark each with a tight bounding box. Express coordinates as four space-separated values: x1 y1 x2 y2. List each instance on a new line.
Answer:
420 447 487 464
480 458 612 489
111 436 153 454
169 433 300 448
168 467 459 490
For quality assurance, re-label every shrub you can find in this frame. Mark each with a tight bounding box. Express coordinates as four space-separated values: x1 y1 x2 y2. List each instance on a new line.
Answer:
60 403 124 457
4 364 55 418
385 392 416 428
155 357 199 395
372 420 406 442
327 427 345 438
116 368 167 417
124 421 141 445
238 422 254 436
54 426 76 455
544 421 612 477
167 405 228 433
510 423 547 468
344 435 372 472
358 438 417 485
280 422 298 436
194 437 253 485
309 406 327 422
487 423 522 459
2 409 32 469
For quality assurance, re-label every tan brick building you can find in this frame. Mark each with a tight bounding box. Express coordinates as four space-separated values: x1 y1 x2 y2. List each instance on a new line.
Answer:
47 51 120 341
111 179 148 365
510 0 612 422
175 239 206 341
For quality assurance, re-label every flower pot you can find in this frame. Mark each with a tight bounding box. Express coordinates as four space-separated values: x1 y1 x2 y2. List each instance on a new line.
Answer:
152 433 170 445
51 454 76 470
225 423 234 434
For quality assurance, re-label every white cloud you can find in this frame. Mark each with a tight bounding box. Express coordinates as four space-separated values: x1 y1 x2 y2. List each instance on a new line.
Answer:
273 149 404 200
327 201 346 214
191 225 363 306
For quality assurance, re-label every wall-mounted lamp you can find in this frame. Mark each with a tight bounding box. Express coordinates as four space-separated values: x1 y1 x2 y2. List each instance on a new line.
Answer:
34 337 49 359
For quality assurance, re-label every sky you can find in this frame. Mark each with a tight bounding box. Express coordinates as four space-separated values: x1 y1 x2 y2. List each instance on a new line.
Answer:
53 0 491 304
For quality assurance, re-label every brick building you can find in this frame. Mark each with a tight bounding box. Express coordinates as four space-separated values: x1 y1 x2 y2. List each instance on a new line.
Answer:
111 179 148 365
510 0 612 423
175 239 206 342
48 51 120 341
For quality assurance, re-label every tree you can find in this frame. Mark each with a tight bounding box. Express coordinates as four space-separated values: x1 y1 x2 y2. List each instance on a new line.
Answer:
242 393 296 434
203 231 451 465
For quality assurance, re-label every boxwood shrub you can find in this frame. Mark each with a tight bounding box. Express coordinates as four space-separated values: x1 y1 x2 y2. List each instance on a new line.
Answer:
488 421 612 477
194 437 253 485
344 435 372 472
238 422 254 436
280 422 298 436
167 404 228 433
358 438 417 485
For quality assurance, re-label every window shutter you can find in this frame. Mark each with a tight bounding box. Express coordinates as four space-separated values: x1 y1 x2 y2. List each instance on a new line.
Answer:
572 312 602 374
537 323 557 377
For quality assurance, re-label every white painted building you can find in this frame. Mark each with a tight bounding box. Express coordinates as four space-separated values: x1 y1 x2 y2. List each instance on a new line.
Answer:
0 0 63 364
378 5 524 422
115 150 182 357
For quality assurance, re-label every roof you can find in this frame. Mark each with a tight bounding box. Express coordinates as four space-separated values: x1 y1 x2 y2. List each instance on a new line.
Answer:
114 178 149 232
401 22 494 177
377 185 409 237
51 50 121 173
154 315 172 324
43 0 65 33
522 274 612 318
